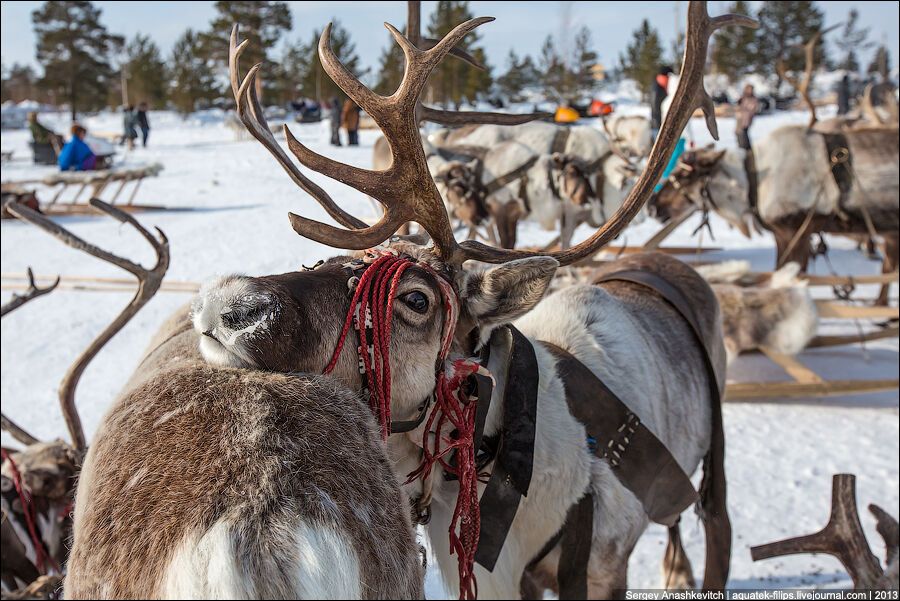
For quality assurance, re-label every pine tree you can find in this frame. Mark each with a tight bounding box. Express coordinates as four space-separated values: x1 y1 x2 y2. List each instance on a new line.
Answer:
756 1 825 87
297 20 361 102
572 26 598 98
271 40 310 104
124 34 167 108
834 9 873 73
867 46 892 80
31 1 124 119
425 1 492 107
619 19 664 99
374 31 405 96
169 29 218 114
539 35 566 102
2 64 38 103
203 1 291 103
711 0 757 83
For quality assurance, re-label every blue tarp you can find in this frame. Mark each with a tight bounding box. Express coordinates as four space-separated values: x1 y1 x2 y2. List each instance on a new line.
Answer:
654 137 686 193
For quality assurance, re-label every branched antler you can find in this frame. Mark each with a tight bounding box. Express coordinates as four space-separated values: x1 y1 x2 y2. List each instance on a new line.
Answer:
5 199 169 452
751 474 893 589
776 24 840 128
0 268 59 318
1 413 40 447
232 2 755 267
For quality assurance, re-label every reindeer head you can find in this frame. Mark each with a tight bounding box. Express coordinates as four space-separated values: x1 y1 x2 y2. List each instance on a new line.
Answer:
433 159 489 227
197 4 748 416
551 152 600 206
649 145 753 237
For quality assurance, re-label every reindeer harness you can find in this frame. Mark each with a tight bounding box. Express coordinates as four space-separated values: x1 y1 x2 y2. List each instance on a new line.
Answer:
471 269 726 598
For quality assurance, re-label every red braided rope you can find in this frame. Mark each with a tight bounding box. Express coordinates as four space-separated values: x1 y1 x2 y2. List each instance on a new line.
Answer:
322 250 482 599
1 448 49 574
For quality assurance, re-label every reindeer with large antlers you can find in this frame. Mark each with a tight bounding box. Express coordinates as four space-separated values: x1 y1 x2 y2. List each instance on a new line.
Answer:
651 25 899 306
1 199 168 596
64 3 754 599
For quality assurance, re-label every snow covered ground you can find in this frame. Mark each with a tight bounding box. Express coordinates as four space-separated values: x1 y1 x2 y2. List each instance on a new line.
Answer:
1 108 897 595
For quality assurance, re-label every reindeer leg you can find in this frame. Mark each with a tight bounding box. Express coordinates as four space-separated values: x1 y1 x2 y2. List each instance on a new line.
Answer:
876 234 898 306
774 226 812 271
663 520 696 590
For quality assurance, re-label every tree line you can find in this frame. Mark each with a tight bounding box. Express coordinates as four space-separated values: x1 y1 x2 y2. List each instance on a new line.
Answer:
1 0 894 116
0 0 500 117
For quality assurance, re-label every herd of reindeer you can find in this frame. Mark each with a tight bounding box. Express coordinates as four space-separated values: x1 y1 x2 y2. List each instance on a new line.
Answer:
1 2 898 599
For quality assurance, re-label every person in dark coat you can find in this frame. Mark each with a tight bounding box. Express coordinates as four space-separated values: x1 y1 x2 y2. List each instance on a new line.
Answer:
836 74 852 116
122 105 138 150
136 102 150 147
735 84 760 151
329 97 342 146
650 65 674 135
341 98 361 146
58 125 97 171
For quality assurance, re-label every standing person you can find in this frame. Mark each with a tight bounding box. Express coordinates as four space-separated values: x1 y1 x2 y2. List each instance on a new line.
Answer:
122 105 138 150
341 98 361 146
136 102 150 147
58 124 98 171
837 74 851 116
650 65 674 137
735 84 759 150
329 97 342 146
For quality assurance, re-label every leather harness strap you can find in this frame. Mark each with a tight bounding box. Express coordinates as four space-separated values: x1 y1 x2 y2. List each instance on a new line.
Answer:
551 127 571 156
594 268 731 590
540 341 699 526
475 326 539 571
821 132 853 206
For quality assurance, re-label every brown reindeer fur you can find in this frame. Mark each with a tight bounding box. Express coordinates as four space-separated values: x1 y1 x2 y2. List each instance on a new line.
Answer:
65 307 424 599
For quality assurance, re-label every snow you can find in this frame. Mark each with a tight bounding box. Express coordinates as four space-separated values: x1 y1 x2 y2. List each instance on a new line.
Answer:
1 107 896 595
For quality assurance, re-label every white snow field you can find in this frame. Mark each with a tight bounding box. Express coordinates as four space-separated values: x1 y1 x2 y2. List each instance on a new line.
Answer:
1 108 897 595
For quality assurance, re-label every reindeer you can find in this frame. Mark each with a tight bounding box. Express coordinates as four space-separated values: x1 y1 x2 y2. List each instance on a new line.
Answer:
0 202 424 598
650 29 899 306
186 5 753 598
427 118 646 250
1 199 169 597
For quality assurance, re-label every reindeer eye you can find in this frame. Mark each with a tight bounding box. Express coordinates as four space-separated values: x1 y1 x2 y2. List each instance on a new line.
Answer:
401 291 429 314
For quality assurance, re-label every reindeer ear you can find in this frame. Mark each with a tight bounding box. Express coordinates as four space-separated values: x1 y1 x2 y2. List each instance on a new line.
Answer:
463 257 559 337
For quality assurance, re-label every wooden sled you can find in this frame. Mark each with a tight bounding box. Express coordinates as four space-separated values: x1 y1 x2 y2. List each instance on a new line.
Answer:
725 345 899 401
1 163 181 217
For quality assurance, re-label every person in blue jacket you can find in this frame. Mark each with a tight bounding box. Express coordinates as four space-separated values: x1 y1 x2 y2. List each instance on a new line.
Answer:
58 125 97 171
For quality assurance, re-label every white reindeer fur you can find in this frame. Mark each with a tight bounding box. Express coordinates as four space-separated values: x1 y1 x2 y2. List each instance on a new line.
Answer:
426 283 712 598
162 520 362 599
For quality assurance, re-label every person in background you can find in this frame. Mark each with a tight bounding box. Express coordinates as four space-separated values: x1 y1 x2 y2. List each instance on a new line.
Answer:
735 83 759 150
136 102 150 147
341 98 361 146
122 105 138 150
58 124 97 171
650 65 674 136
27 112 61 147
329 97 342 146
837 74 851 116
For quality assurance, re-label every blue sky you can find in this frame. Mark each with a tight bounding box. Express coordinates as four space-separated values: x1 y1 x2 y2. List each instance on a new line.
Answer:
3 1 898 80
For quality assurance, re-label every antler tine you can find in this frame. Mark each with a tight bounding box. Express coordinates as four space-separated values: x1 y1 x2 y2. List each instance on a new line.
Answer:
869 504 899 567
5 199 170 453
0 267 59 318
777 24 840 128
455 1 757 265
860 83 886 125
419 106 553 127
1 413 40 447
229 26 367 231
750 474 885 589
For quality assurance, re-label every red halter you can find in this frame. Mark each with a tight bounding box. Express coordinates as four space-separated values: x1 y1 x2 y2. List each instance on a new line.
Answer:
322 248 484 600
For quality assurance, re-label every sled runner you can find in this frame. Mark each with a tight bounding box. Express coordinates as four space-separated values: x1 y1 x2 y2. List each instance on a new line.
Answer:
0 163 185 217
